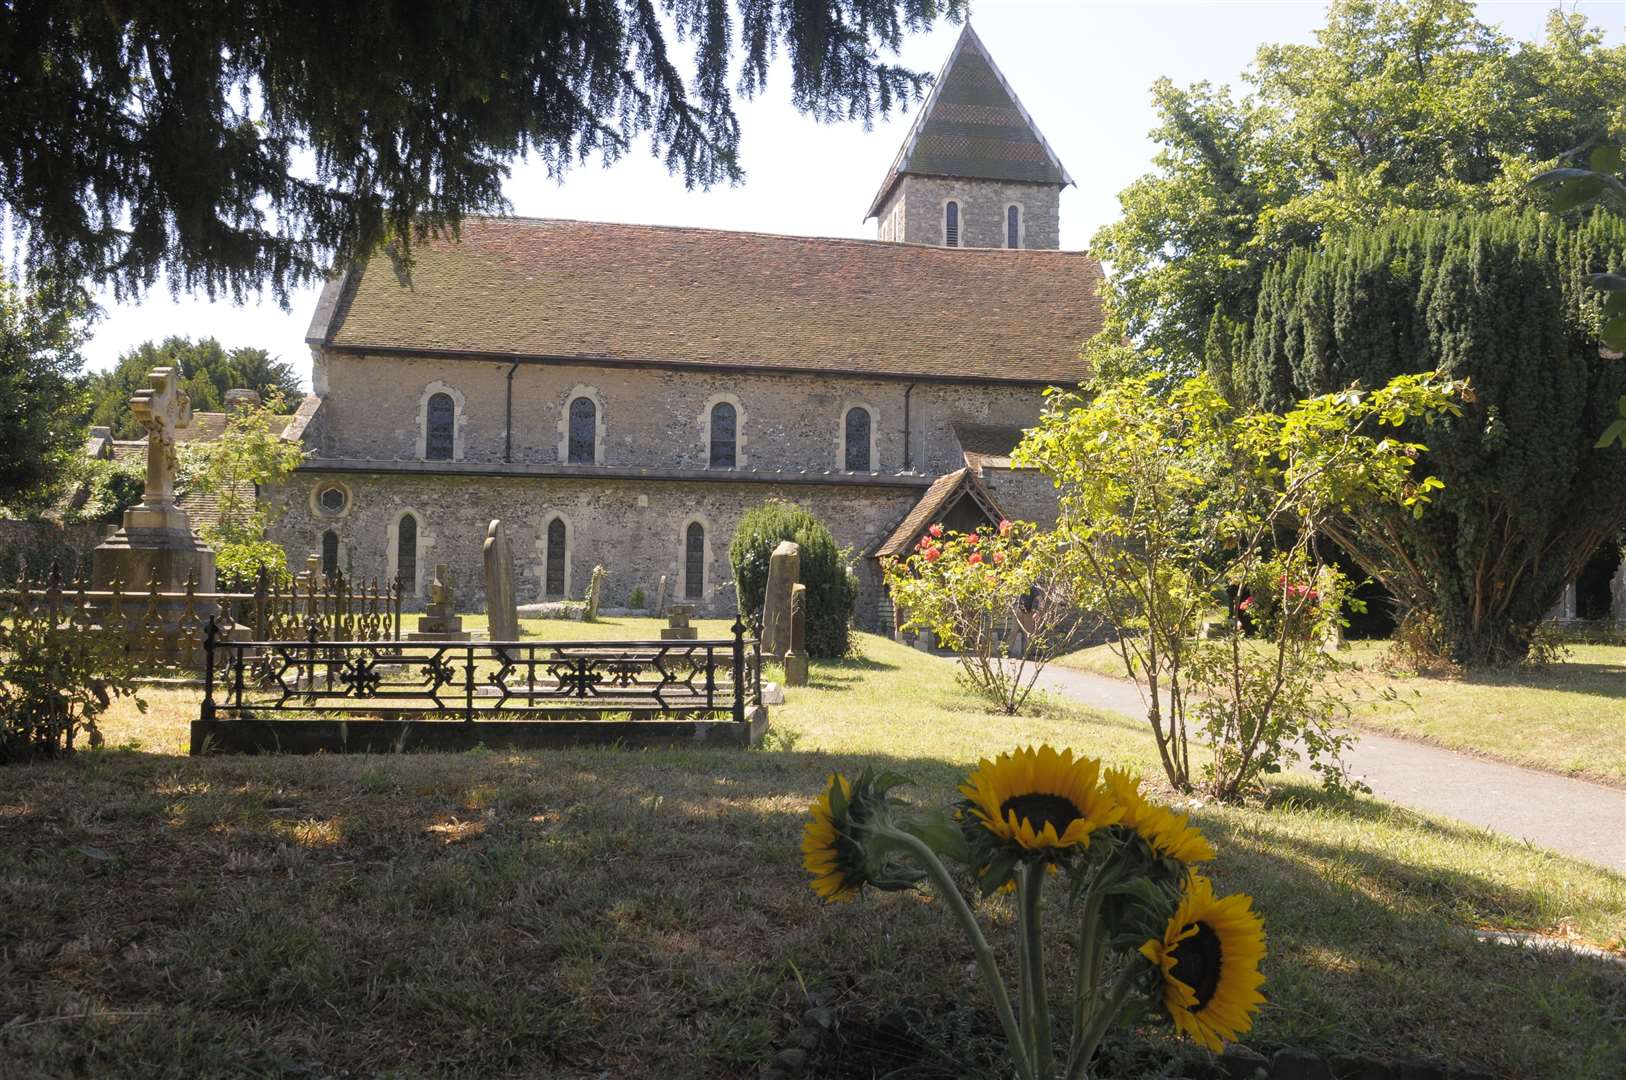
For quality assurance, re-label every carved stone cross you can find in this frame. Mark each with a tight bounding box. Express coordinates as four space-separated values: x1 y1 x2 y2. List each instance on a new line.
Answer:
130 366 192 510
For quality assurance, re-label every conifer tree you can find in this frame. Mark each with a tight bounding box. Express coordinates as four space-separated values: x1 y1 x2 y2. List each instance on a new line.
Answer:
1238 211 1626 665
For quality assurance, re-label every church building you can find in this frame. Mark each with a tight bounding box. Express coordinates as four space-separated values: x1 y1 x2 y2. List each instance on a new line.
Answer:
272 25 1105 628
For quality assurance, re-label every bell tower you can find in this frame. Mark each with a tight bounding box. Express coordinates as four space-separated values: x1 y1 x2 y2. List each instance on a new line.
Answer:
867 24 1071 250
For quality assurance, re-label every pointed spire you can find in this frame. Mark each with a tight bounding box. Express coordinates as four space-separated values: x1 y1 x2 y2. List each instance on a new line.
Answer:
866 23 1072 220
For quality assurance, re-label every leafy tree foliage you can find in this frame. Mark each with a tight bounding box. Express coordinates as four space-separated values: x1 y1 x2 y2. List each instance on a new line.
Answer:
1095 1 1626 370
0 0 961 301
730 500 856 658
83 337 302 438
1237 211 1626 666
0 274 89 510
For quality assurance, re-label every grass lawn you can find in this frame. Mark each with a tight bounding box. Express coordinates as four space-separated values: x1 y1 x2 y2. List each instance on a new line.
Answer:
1059 639 1626 787
2 623 1623 1078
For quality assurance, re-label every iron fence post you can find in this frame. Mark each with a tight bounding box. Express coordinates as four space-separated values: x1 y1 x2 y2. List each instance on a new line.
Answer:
201 616 217 722
731 615 746 725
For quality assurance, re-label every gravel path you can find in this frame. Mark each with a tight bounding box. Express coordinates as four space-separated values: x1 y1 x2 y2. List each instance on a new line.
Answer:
1028 664 1626 875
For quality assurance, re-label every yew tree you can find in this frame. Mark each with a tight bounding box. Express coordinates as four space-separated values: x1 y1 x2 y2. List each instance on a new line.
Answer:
1235 211 1626 666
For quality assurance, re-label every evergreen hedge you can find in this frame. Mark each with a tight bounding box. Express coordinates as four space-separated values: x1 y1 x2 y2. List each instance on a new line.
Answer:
1228 210 1626 665
729 500 857 658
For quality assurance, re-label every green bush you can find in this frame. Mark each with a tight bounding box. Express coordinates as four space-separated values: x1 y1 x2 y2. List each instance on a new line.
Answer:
215 539 291 592
1 619 142 763
729 500 856 658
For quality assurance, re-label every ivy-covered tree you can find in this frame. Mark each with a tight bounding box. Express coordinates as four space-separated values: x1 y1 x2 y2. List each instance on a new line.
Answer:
0 273 89 511
82 337 302 438
1095 1 1626 371
0 1 960 302
1236 211 1626 666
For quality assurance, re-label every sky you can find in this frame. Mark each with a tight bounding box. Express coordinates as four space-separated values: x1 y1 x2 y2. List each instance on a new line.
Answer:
80 0 1625 386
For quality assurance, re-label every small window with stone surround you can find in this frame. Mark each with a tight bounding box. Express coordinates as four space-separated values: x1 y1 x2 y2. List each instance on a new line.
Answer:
321 530 339 577
709 402 737 468
1006 204 1022 249
396 513 418 593
944 200 960 247
844 406 873 472
545 516 568 597
425 393 455 460
317 484 348 515
568 396 596 464
684 522 705 599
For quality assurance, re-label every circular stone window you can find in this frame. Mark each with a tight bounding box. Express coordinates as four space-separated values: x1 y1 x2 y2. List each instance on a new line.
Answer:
317 485 349 515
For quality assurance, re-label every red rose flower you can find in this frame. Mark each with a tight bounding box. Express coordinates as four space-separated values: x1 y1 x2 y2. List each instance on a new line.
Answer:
923 547 941 562
993 551 1006 564
999 519 1012 535
929 524 944 538
965 534 980 546
1238 596 1254 612
968 552 983 565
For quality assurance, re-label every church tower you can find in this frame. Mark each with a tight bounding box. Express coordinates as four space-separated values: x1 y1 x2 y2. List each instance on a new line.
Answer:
866 24 1072 249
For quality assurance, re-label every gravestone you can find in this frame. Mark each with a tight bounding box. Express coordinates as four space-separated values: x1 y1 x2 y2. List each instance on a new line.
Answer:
406 564 471 641
661 603 699 641
784 583 809 687
584 564 607 622
654 573 668 617
91 366 217 597
761 540 799 661
483 519 520 642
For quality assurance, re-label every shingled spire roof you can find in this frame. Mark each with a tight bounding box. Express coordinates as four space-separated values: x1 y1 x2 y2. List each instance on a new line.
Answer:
865 23 1072 220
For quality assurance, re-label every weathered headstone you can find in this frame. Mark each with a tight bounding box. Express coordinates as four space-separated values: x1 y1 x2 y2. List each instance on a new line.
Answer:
584 564 607 622
784 583 809 687
483 519 520 642
760 540 799 661
407 564 471 641
661 603 699 640
654 573 668 617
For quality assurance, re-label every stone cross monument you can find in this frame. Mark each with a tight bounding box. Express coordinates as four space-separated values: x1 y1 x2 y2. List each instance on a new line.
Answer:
91 366 217 594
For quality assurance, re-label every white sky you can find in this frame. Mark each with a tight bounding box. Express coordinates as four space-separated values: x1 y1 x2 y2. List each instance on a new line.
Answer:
80 0 1624 386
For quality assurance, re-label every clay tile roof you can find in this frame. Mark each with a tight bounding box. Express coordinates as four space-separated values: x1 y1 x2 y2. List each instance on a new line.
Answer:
312 217 1103 385
871 468 1005 557
866 23 1072 219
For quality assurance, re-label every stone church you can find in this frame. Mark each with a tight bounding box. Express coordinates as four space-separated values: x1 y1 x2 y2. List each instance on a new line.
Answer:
270 25 1106 628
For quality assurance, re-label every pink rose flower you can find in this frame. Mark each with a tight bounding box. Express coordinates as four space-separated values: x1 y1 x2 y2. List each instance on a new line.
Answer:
924 547 941 562
999 519 1012 535
929 524 944 538
968 552 983 565
993 551 1006 565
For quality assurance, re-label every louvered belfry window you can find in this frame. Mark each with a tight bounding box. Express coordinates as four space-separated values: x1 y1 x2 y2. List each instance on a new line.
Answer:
568 396 596 463
685 522 705 599
945 200 960 247
710 402 737 468
425 393 455 460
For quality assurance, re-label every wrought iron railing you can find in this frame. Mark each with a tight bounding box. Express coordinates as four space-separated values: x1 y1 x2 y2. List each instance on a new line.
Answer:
202 615 764 723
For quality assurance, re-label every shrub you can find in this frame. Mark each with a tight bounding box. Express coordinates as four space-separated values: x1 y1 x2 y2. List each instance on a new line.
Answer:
1 617 142 763
729 500 856 658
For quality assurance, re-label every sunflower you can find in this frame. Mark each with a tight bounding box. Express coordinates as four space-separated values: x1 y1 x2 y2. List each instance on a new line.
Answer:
1139 874 1266 1052
1102 767 1215 864
802 773 864 901
960 746 1121 854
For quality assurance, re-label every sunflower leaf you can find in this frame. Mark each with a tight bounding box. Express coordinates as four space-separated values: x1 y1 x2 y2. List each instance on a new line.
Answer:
901 810 971 864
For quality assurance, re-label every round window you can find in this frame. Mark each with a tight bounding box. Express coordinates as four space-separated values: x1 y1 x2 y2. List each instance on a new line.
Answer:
318 485 348 514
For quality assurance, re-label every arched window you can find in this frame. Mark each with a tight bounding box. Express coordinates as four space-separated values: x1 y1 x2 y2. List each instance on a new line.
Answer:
944 200 960 247
684 522 705 599
546 517 568 597
1006 204 1022 249
709 402 737 468
567 396 596 464
321 530 339 577
844 407 872 472
425 393 455 460
396 513 418 594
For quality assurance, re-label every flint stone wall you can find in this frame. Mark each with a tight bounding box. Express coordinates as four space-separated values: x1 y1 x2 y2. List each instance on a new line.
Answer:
876 175 1062 250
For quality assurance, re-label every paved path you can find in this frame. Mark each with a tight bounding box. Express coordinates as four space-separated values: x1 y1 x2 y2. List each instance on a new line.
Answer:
1029 664 1626 875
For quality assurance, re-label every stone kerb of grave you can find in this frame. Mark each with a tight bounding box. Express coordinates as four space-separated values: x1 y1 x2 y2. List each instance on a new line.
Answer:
406 564 471 641
761 540 799 661
483 519 520 642
661 603 699 641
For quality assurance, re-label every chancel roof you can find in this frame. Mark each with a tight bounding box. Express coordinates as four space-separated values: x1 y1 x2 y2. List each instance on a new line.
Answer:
865 23 1072 219
309 217 1103 385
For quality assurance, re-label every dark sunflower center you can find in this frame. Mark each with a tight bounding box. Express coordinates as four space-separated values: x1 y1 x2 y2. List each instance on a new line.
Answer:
999 793 1083 835
1169 921 1223 1012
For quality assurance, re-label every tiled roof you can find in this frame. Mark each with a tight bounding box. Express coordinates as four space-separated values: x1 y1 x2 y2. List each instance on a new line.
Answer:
953 421 1029 471
866 23 1071 219
871 468 1006 557
311 217 1104 385
109 437 254 535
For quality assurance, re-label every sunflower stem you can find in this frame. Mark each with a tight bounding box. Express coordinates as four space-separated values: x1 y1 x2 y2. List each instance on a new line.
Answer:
1065 967 1139 1080
879 826 1036 1080
1021 862 1054 1078
1065 885 1106 1077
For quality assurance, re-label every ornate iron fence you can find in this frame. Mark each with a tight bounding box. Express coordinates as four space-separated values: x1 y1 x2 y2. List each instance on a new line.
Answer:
0 565 402 670
202 615 764 723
